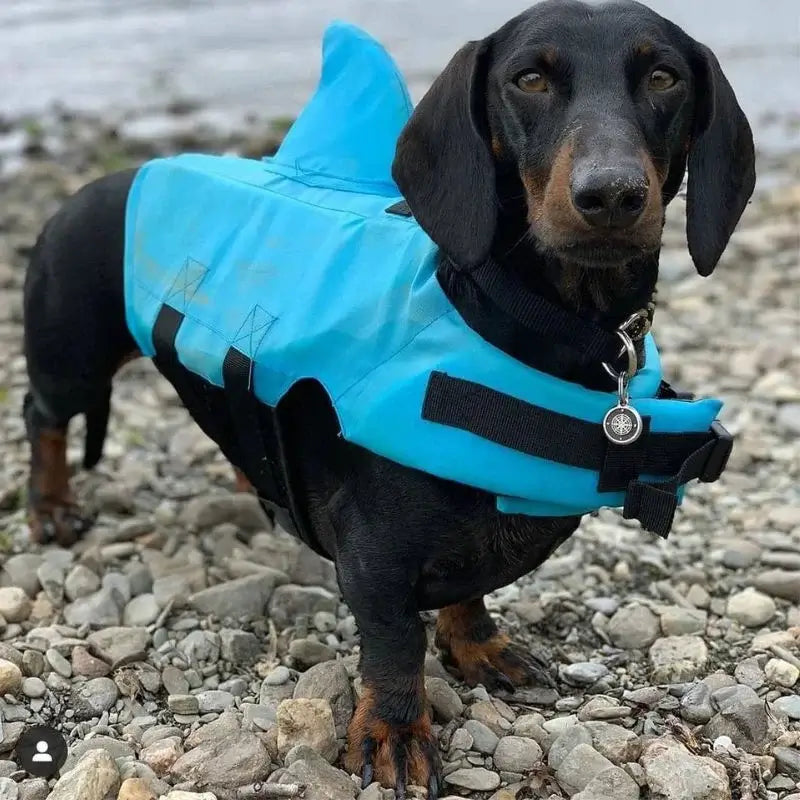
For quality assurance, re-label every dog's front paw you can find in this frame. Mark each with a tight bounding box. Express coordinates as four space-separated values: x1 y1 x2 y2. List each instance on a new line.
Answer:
436 601 555 690
27 500 94 547
440 631 555 691
345 689 441 800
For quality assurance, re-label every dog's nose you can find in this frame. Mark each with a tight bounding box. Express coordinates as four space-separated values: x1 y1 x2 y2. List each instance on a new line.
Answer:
571 168 648 229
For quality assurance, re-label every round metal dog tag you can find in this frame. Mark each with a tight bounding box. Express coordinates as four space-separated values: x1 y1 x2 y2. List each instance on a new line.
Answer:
603 404 643 445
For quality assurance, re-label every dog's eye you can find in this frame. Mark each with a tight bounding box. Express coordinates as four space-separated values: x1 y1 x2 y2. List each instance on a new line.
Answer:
648 69 677 91
516 71 548 93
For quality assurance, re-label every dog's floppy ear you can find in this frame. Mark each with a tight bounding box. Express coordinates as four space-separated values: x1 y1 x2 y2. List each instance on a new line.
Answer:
392 40 495 267
686 42 755 276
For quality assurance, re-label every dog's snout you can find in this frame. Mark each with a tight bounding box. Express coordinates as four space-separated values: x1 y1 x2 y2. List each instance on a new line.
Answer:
571 167 648 229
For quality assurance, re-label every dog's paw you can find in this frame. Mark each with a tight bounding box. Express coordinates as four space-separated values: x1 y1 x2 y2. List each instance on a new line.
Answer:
345 691 441 799
440 632 555 691
27 501 94 547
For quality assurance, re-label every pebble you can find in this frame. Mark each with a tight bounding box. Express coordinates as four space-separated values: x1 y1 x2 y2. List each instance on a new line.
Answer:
168 695 199 715
753 569 800 602
21 676 46 698
607 604 660 649
71 646 111 678
720 540 762 569
584 721 641 764
288 637 335 665
493 736 542 771
649 636 708 682
734 656 766 689
177 630 219 665
561 662 610 685
277 698 338 763
281 747 355 799
64 564 101 601
47 749 120 800
425 677 464 721
463 720 499 754
444 768 501 791
0 588 31 623
196 689 235 713
64 588 122 627
117 778 157 800
574 769 639 800
764 657 799 687
189 571 286 620
0 778 18 800
1 554 42 598
294 660 354 737
219 628 261 665
555 743 615 796
123 594 159 626
71 677 119 720
45 647 72 678
773 746 800 778
0 660 22 695
641 736 730 800
726 588 777 627
660 606 707 636
269 584 338 629
169 731 270 788
772 695 800 719
139 736 183 777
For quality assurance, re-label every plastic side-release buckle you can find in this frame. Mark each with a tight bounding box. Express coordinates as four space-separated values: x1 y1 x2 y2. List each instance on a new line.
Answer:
700 420 733 483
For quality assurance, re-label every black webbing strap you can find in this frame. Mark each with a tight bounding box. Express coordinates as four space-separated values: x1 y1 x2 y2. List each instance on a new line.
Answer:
386 200 413 217
466 260 623 364
422 371 732 537
153 304 185 362
221 347 284 503
623 431 727 536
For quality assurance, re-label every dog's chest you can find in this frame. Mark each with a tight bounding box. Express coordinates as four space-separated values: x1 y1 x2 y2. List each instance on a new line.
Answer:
416 514 580 608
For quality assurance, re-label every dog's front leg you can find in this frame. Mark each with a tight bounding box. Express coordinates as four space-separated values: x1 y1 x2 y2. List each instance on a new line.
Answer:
338 550 440 799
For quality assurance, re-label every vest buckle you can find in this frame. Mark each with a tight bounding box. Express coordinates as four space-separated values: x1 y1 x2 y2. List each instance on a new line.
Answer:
700 420 733 483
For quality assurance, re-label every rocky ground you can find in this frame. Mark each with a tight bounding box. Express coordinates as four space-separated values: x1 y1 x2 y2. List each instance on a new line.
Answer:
0 108 798 800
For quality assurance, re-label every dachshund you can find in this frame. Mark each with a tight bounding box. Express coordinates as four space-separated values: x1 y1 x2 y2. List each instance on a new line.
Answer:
22 1 754 795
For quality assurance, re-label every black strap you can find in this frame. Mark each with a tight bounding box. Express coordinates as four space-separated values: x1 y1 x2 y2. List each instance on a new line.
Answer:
386 200 413 217
221 347 286 503
465 260 626 364
622 433 725 537
422 371 731 537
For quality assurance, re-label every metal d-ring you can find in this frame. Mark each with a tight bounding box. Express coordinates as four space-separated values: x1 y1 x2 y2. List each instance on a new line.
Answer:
602 328 638 382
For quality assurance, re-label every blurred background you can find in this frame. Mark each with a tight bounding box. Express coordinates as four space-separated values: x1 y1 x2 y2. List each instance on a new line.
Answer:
1 0 799 167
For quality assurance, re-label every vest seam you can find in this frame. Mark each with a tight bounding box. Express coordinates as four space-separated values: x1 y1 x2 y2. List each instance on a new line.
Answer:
333 309 455 404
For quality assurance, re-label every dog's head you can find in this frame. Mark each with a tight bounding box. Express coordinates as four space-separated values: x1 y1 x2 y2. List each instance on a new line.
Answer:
393 0 755 277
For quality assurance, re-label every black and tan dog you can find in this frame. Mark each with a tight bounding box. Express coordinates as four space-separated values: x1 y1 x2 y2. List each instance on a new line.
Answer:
23 0 754 794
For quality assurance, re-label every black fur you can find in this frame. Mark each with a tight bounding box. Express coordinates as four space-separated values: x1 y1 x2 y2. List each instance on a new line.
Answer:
23 2 754 794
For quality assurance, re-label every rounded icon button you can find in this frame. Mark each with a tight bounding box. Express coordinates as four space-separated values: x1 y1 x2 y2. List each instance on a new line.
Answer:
15 725 68 778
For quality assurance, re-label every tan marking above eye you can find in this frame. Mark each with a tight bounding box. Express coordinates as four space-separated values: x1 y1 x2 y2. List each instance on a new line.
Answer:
649 69 677 91
517 71 548 93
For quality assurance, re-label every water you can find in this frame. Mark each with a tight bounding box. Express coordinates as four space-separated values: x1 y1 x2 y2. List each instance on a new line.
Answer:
2 0 799 152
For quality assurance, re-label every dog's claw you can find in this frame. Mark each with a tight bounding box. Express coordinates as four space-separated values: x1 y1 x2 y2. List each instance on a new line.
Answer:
40 520 56 543
394 739 408 799
361 736 376 788
361 761 374 789
347 705 440 795
503 642 557 688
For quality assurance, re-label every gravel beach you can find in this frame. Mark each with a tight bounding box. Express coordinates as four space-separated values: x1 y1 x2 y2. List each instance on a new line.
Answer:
0 110 798 800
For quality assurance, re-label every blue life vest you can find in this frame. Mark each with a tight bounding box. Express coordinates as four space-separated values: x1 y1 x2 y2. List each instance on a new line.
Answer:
124 21 727 531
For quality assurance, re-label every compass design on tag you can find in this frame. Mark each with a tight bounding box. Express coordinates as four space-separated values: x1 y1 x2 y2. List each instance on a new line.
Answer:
603 404 643 445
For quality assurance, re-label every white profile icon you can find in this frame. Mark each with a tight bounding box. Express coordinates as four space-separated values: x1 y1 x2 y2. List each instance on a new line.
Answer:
32 741 53 763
